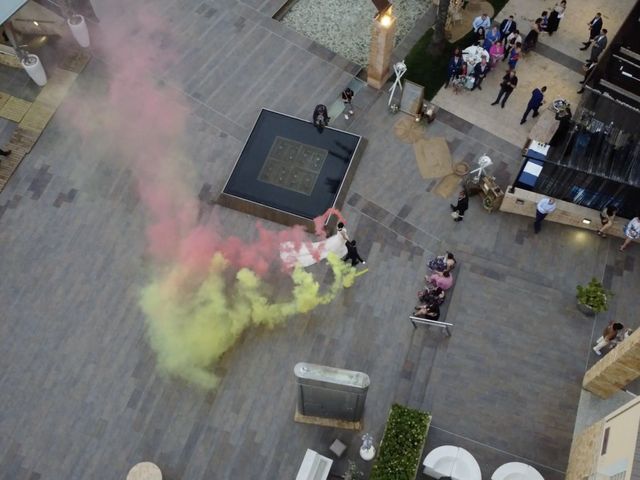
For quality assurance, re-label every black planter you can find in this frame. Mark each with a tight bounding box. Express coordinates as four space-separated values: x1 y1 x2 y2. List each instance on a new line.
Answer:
577 301 596 316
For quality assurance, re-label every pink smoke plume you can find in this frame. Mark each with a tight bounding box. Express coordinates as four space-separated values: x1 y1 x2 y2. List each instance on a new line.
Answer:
68 4 359 387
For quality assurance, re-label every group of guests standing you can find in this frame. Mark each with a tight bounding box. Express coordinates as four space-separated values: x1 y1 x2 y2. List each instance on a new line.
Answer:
446 5 574 121
578 12 608 94
413 252 457 320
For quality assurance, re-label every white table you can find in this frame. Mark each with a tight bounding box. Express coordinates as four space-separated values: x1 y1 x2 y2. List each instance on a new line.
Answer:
126 462 162 480
492 461 545 480
422 445 482 480
462 45 490 69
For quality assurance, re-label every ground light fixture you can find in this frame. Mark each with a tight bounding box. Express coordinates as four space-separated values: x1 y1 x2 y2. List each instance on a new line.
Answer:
582 218 592 224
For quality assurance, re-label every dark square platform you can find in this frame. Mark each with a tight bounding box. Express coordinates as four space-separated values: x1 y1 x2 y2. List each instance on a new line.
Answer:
218 109 365 229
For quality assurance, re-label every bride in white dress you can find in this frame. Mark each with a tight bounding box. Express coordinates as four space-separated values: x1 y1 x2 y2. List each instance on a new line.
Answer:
280 222 349 268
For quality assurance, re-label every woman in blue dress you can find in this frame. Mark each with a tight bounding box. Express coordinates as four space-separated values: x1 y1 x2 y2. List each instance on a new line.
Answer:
484 26 500 52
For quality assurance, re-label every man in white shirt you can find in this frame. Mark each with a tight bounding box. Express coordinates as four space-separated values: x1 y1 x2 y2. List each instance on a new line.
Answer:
534 197 556 233
472 13 491 33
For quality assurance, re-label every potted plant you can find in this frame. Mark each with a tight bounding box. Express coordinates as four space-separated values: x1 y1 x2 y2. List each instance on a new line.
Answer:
576 278 612 316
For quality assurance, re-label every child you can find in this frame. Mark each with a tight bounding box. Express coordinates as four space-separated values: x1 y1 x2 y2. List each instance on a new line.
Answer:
342 88 354 120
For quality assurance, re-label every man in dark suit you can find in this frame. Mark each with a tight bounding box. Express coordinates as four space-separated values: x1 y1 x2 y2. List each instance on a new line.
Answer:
580 13 602 50
520 86 547 124
588 30 608 62
450 190 469 222
499 15 517 42
342 240 366 266
471 56 490 91
578 60 597 94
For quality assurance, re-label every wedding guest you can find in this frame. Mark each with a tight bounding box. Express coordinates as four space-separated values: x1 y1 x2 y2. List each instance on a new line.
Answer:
533 197 556 233
499 15 517 42
620 216 640 251
593 321 624 356
489 41 504 66
450 190 468 221
578 60 597 94
313 104 329 132
491 69 518 108
520 86 546 124
472 13 491 32
418 286 446 307
507 42 521 69
483 26 500 52
428 270 454 291
428 252 456 273
445 48 464 89
474 26 486 47
540 11 549 31
504 30 522 61
547 1 566 36
341 88 354 120
414 302 440 321
471 56 490 90
580 12 603 50
596 205 617 237
522 18 542 53
588 29 608 63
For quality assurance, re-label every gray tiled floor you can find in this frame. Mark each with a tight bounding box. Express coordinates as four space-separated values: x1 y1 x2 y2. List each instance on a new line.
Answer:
0 1 637 479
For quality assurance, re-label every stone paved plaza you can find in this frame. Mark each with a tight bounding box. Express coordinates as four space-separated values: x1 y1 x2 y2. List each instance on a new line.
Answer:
0 0 638 479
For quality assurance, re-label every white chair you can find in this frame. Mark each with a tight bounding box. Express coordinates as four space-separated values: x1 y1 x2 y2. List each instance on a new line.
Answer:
423 446 481 480
423 445 459 478
492 461 545 480
453 447 482 480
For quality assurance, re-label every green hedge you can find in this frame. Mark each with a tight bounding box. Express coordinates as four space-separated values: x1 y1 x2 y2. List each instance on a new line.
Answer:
370 404 431 480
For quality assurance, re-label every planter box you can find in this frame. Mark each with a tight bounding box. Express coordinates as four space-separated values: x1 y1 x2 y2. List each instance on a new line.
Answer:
370 404 431 480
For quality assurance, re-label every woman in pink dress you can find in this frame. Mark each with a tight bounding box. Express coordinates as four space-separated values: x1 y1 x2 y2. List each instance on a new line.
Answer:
489 41 504 67
426 270 454 291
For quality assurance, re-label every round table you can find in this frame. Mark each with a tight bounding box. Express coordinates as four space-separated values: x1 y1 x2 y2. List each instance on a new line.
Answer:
462 45 490 69
127 462 162 480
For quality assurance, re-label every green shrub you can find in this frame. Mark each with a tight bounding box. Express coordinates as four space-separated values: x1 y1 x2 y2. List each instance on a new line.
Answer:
370 404 431 480
576 278 612 313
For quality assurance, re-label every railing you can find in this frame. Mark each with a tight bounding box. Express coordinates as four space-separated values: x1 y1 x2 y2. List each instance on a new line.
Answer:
409 315 453 336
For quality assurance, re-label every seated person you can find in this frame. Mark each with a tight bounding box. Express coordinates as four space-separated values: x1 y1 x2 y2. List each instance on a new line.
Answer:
427 270 454 291
427 252 456 273
414 302 440 320
418 286 445 306
312 104 330 131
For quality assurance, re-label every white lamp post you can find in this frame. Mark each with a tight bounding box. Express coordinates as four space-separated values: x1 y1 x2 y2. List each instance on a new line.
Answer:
359 433 376 461
22 54 47 86
67 14 90 48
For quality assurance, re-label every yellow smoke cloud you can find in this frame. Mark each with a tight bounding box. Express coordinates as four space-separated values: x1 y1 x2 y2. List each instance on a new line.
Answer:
140 252 357 388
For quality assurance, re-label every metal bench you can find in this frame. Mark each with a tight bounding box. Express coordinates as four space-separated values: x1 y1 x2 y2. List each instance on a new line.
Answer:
409 262 460 336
